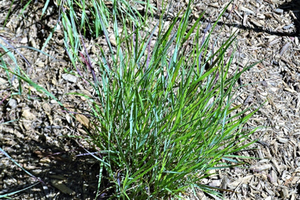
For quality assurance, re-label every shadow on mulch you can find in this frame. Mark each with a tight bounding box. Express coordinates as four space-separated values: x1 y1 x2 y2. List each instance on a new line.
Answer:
0 129 112 200
278 0 300 36
196 1 300 38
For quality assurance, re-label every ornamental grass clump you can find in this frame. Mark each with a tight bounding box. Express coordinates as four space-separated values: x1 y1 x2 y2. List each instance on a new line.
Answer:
0 0 260 199
73 1 259 199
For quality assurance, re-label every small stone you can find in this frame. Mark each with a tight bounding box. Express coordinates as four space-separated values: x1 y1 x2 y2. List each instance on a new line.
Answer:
209 179 221 187
22 109 36 120
20 37 28 44
42 103 51 114
8 99 17 109
62 74 77 83
0 77 7 85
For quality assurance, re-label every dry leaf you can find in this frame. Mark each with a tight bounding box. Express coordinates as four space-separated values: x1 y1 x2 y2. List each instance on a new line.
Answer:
76 114 90 128
51 179 75 195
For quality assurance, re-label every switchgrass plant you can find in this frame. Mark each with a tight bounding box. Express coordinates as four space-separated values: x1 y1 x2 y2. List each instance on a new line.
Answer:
71 1 259 199
0 0 260 199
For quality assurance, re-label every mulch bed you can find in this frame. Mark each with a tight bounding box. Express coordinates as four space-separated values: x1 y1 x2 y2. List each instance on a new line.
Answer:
0 0 299 199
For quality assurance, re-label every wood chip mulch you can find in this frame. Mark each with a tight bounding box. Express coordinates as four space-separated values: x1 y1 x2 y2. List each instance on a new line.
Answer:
0 0 300 199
